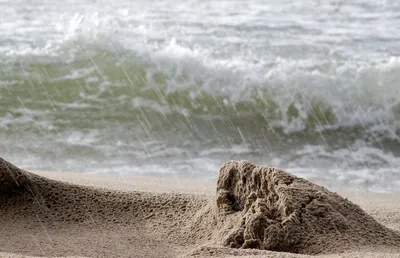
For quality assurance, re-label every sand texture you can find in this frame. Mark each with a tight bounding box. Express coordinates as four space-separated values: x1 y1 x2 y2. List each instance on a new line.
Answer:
1 157 400 258
215 161 400 252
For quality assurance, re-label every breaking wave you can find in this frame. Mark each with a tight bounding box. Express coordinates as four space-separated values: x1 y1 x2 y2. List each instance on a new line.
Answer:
1 38 400 143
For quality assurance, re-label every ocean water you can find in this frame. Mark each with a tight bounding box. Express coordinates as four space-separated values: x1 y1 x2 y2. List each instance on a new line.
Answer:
1 0 400 192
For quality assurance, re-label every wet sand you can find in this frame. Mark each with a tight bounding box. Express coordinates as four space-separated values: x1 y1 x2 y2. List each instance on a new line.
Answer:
1 158 400 258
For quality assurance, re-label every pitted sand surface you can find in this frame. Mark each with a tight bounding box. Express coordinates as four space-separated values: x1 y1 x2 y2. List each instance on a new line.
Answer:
212 161 400 253
0 157 204 257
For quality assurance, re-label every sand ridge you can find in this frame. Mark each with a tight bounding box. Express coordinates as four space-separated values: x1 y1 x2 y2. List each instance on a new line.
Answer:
0 157 205 257
1 157 400 257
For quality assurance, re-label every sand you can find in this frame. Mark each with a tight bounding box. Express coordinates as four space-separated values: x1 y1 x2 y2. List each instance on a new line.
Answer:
1 157 400 258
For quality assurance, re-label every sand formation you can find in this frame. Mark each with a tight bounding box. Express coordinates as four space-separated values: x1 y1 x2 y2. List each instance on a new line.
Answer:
1 157 400 257
202 161 400 253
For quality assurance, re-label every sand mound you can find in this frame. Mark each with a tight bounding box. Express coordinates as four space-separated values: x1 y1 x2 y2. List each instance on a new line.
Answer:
0 156 202 223
0 157 205 257
188 160 400 254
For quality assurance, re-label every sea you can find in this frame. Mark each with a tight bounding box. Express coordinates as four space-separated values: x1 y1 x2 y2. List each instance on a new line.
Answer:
1 0 400 192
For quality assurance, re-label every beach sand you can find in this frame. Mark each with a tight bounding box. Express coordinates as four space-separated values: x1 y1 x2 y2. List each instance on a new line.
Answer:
1 158 400 258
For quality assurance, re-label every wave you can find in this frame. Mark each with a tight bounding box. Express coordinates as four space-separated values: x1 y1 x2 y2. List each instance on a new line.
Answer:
1 31 400 147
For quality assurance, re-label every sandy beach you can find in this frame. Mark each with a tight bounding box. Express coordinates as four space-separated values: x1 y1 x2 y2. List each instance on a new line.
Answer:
1 158 400 258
